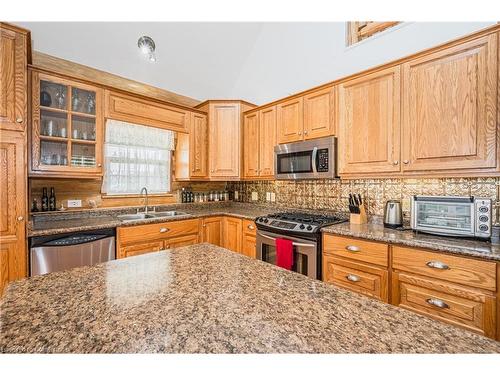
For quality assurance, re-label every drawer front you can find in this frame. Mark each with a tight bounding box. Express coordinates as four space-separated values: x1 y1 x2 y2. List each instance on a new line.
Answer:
118 219 200 245
242 219 257 235
323 256 388 302
165 234 199 250
394 272 496 338
323 234 389 267
393 246 497 292
119 240 164 258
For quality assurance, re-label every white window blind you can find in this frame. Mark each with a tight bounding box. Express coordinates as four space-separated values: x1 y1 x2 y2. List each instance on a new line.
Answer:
102 119 174 195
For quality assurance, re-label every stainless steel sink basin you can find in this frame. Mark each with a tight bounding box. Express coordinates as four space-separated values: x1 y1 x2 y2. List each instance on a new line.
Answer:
117 211 189 221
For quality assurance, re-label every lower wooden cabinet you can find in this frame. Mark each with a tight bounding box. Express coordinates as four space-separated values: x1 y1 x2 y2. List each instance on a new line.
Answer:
323 255 388 302
201 216 223 246
241 219 257 258
223 217 242 253
117 218 200 258
392 271 496 339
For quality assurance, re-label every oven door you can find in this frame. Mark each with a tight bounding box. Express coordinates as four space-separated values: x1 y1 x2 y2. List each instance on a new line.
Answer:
274 136 336 180
256 230 318 279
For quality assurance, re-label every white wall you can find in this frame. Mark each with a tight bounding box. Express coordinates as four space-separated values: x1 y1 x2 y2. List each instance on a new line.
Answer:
19 22 495 105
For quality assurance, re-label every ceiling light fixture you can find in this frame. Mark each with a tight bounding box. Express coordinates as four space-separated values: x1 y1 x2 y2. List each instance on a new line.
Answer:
137 36 157 62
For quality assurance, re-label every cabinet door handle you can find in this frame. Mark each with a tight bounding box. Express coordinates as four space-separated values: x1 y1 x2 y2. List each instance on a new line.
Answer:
403 160 410 164
392 160 399 165
304 130 308 135
346 274 360 282
159 228 169 233
97 163 102 167
164 244 170 249
298 131 302 136
16 117 23 123
426 298 449 309
345 245 360 252
247 224 255 230
426 261 449 270
17 216 24 221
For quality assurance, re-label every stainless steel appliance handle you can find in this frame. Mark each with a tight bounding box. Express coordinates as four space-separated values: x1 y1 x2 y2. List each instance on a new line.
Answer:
311 146 318 174
257 232 316 248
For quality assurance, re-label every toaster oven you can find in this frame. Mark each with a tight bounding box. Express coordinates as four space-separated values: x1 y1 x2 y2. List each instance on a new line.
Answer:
411 196 492 239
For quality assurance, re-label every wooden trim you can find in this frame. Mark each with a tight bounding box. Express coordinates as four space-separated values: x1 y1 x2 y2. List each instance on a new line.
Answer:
195 99 257 109
243 24 500 114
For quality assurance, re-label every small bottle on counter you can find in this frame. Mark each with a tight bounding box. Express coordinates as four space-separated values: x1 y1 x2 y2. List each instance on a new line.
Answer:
31 198 39 212
49 187 56 211
224 191 229 201
181 188 186 203
41 187 49 212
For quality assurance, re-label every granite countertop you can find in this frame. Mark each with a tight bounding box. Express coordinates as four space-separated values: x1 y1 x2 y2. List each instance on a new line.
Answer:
322 219 500 262
28 202 279 237
1 243 499 353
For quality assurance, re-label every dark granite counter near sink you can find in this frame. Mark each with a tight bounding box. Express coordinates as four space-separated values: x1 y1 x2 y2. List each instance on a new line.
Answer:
1 243 499 353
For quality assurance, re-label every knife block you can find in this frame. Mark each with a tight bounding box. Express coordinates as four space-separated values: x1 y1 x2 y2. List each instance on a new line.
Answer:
350 204 367 225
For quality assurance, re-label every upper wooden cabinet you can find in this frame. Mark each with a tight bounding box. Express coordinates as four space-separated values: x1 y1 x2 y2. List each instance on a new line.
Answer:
0 23 28 132
304 87 335 140
104 90 190 133
189 112 209 178
401 34 498 173
338 66 401 175
277 97 304 143
243 111 260 178
30 71 104 178
243 106 277 179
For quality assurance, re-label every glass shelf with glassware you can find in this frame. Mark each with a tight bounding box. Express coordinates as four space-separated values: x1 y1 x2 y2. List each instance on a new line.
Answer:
30 70 103 177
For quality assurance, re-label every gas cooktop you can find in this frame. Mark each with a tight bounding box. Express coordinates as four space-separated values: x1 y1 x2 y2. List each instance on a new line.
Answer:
255 212 347 235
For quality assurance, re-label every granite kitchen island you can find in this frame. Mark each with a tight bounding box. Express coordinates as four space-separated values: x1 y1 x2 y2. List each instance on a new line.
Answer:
1 244 500 353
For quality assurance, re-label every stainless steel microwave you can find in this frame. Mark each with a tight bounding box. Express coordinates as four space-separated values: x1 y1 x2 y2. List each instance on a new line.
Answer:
411 195 492 238
274 136 337 180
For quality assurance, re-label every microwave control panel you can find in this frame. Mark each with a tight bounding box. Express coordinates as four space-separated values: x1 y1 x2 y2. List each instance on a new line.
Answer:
317 148 329 172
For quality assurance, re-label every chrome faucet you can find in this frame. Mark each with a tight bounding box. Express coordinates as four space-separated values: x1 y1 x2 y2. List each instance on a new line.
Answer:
140 187 148 214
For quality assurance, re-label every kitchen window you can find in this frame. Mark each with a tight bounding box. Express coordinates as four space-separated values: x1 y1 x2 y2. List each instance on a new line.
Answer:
346 21 400 46
102 119 174 195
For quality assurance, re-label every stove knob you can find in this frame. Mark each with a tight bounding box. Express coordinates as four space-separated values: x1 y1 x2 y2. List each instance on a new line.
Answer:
306 225 312 231
299 224 305 230
264 219 269 223
258 218 264 222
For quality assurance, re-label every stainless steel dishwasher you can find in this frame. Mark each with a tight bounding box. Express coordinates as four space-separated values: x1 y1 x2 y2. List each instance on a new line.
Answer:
30 228 116 276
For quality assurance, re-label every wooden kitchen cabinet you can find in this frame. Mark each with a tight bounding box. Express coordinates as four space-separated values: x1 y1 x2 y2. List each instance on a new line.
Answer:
243 105 277 179
401 34 498 173
241 219 257 258
303 86 335 140
201 216 223 246
30 70 104 178
338 66 401 175
243 111 260 178
0 130 27 295
104 90 191 133
189 112 209 179
223 217 242 253
117 218 200 258
0 23 28 132
277 97 303 144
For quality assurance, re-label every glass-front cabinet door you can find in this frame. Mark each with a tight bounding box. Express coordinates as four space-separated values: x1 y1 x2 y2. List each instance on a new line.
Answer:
31 71 103 176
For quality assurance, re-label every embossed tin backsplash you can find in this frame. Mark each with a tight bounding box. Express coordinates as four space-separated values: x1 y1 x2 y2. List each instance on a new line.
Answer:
227 178 500 220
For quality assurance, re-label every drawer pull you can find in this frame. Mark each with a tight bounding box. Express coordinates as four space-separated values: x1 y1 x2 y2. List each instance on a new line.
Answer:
426 261 449 270
345 245 360 252
247 224 255 230
346 274 361 282
159 228 169 233
426 298 449 309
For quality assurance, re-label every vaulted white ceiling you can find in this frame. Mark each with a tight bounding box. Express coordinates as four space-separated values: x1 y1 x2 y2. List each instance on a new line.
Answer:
19 22 494 105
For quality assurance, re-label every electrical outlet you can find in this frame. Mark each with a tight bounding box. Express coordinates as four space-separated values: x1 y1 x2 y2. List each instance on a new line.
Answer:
270 192 276 202
67 200 82 208
251 192 258 201
266 192 271 201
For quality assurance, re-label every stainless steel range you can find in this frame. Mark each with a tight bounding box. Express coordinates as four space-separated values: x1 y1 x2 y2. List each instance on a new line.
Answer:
255 212 347 279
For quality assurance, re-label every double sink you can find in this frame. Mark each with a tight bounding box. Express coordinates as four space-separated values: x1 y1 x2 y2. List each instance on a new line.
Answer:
117 211 190 222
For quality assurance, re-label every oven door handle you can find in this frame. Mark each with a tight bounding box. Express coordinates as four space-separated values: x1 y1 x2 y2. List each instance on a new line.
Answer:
257 232 316 248
311 146 318 174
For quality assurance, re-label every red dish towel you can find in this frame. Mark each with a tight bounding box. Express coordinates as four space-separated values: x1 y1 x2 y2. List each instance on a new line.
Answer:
275 238 294 270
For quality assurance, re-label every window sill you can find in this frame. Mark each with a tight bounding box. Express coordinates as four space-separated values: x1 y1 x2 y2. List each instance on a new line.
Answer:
101 193 174 199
